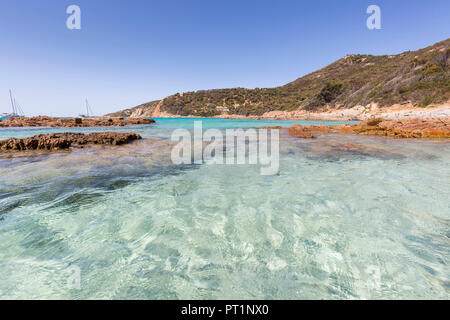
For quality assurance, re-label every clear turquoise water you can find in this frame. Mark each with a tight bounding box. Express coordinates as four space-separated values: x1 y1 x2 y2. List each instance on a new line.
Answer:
0 117 358 140
0 118 449 299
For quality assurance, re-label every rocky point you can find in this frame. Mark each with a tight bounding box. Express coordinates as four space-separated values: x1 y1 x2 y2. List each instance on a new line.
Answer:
285 117 450 139
0 116 155 128
0 132 142 152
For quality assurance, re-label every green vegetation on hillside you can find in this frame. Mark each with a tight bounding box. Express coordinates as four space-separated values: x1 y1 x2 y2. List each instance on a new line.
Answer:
108 39 450 117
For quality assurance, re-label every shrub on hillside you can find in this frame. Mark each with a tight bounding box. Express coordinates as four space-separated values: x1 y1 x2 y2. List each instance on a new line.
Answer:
318 82 345 103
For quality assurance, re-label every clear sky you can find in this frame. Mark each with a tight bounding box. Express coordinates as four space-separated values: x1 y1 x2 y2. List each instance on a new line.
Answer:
0 0 449 116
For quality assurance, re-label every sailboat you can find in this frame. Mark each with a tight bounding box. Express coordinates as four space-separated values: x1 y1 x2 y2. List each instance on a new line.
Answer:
79 99 94 118
1 90 24 119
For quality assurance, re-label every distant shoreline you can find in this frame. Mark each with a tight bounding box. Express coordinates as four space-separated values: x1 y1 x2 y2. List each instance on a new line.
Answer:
138 101 450 122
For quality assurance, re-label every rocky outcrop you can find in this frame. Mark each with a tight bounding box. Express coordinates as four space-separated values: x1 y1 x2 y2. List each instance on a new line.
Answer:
287 117 450 139
58 132 142 146
0 116 155 128
0 132 142 151
348 117 450 138
302 124 332 133
262 126 284 130
0 135 72 151
288 124 316 138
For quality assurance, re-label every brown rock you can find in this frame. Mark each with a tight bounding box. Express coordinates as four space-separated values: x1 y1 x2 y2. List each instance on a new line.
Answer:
330 124 355 134
0 116 155 128
343 142 364 148
365 118 384 126
288 124 316 138
287 117 450 138
0 134 73 151
0 132 142 152
303 124 331 133
72 132 142 146
262 126 285 130
346 117 450 138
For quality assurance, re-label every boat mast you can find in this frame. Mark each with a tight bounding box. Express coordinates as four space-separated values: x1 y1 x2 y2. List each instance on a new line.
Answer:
9 89 17 115
85 99 93 117
86 99 89 117
14 99 24 116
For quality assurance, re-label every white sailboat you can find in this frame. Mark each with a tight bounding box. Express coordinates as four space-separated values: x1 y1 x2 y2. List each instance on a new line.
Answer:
79 99 94 118
1 90 24 119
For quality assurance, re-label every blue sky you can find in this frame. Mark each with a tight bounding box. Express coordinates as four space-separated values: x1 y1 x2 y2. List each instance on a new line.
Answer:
0 0 449 116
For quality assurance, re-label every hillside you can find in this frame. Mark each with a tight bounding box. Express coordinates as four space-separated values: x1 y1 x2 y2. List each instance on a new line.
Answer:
108 39 450 118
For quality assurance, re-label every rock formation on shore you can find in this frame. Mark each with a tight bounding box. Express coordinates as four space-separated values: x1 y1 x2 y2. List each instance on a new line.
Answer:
285 117 450 139
0 116 155 128
288 124 316 139
0 132 142 152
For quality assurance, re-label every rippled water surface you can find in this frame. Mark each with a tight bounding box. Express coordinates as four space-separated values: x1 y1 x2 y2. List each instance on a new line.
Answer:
0 118 449 299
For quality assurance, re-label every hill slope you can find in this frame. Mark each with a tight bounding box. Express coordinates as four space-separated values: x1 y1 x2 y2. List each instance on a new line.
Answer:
108 39 450 118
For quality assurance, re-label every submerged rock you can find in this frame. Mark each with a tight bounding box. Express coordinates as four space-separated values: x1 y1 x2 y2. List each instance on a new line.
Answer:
0 132 142 151
306 141 406 160
0 116 155 128
262 126 285 130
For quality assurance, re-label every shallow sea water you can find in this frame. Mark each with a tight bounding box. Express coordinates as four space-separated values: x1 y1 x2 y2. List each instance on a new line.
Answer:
0 118 449 299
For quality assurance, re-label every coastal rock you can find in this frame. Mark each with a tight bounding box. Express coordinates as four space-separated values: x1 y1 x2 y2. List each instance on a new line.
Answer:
349 117 450 138
262 126 285 130
0 132 142 151
330 124 355 134
288 124 316 138
71 132 142 146
303 124 331 133
0 135 72 151
287 117 450 138
343 142 364 148
0 116 155 128
288 123 332 138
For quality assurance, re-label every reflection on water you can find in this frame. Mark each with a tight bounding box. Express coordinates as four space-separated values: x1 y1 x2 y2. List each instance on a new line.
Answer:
0 119 449 299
